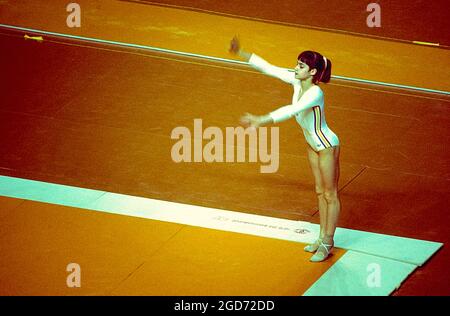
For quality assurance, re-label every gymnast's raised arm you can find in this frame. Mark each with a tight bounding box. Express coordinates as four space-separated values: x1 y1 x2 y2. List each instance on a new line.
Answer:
229 36 296 85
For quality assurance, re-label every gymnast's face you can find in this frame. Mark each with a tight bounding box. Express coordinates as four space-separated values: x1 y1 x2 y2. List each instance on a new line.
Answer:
295 60 317 81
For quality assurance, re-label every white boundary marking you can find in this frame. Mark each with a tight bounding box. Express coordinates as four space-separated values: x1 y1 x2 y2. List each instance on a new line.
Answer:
1 23 449 96
0 175 443 295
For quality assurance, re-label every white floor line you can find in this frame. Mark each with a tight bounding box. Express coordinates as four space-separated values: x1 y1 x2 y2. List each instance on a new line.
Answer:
0 175 443 295
303 251 417 296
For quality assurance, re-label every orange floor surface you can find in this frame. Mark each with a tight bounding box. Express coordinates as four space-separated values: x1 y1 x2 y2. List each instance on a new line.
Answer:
0 195 344 295
143 0 450 46
0 0 449 91
0 0 449 295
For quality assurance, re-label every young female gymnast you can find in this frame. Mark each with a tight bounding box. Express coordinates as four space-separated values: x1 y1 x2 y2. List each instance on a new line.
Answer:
229 37 341 262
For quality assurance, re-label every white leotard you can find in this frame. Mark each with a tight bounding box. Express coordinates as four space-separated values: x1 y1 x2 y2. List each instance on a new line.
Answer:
249 54 340 152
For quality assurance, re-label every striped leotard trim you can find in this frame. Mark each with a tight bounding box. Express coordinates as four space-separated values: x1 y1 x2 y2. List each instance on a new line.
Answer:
313 106 332 148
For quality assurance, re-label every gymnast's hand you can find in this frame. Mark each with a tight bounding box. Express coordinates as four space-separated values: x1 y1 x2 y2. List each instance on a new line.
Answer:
240 112 261 129
229 36 251 61
229 36 240 55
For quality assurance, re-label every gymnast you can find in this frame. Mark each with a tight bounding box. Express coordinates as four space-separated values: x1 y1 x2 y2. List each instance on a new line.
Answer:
229 36 341 262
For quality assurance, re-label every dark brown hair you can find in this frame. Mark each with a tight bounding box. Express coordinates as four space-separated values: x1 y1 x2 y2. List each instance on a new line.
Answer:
298 51 332 84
